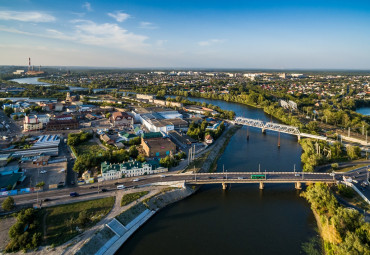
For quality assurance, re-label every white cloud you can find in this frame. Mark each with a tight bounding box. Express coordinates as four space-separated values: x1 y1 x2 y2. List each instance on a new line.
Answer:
82 2 92 12
108 11 130 22
139 22 158 29
156 40 167 47
198 39 225 46
72 20 148 51
0 11 55 22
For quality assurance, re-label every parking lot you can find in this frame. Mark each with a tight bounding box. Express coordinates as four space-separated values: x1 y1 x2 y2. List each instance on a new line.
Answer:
20 160 67 190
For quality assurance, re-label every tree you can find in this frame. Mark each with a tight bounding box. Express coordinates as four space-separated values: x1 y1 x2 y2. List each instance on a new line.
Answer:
347 145 361 160
12 115 18 120
137 154 146 162
4 107 14 117
129 145 138 159
2 196 15 211
77 211 89 227
105 112 112 119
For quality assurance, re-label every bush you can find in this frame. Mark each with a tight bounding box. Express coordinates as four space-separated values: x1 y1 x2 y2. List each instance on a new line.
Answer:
2 196 15 211
331 163 339 170
337 184 355 198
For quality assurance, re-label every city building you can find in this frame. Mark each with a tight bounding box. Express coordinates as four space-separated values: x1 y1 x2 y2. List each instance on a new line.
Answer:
110 111 134 128
141 137 177 157
24 115 43 131
100 160 168 180
205 134 214 144
45 118 78 130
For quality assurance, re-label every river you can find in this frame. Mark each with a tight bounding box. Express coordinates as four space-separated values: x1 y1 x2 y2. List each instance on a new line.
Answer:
10 77 51 86
117 98 317 255
356 107 370 116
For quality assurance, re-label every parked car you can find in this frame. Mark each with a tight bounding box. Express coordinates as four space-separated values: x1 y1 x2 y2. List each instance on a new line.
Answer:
43 198 51 202
70 192 79 197
117 185 125 190
40 170 47 174
101 188 108 192
133 178 140 182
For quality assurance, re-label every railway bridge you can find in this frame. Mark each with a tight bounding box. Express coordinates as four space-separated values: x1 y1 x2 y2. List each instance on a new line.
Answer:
233 117 327 141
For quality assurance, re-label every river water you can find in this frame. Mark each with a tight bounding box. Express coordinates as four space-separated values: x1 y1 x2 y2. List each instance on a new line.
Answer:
356 107 370 116
117 98 317 255
10 77 51 86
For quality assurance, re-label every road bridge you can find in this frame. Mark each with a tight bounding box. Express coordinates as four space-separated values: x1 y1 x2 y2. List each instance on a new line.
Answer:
234 117 327 141
184 171 337 190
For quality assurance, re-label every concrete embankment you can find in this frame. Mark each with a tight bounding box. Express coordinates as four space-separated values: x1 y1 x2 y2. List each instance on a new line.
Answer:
77 187 196 255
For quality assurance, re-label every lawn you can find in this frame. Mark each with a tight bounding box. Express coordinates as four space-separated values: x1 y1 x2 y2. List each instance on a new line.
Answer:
75 141 104 156
121 191 149 206
44 197 115 246
334 164 369 173
115 203 147 226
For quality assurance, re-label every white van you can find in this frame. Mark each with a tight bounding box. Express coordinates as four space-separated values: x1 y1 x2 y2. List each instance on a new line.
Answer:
117 185 125 190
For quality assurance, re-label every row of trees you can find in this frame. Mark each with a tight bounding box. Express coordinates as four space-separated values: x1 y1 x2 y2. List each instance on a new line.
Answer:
5 208 42 252
302 183 370 254
159 152 186 168
300 139 361 172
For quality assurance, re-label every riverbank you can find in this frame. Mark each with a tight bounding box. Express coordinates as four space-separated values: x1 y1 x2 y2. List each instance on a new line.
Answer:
302 183 370 254
76 186 196 255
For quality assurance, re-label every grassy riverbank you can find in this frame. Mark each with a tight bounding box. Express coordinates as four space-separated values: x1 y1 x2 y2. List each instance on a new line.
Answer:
302 183 370 255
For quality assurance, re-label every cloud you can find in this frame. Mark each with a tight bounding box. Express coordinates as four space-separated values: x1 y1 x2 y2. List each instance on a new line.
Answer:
156 40 167 47
82 2 92 12
198 39 225 46
0 11 55 22
139 22 158 29
72 20 148 51
108 11 130 22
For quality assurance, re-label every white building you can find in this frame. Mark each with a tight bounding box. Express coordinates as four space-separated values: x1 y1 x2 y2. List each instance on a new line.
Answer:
100 160 168 181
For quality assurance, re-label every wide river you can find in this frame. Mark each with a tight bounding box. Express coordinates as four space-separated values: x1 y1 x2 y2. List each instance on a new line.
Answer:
117 97 317 255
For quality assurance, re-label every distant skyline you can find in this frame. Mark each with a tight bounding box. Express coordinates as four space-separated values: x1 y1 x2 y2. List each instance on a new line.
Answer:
1 0 370 69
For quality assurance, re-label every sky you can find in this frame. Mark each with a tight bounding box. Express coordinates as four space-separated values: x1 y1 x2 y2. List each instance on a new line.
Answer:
0 0 370 69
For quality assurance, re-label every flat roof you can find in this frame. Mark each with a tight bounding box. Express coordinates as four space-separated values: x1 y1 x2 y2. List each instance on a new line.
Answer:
144 137 176 150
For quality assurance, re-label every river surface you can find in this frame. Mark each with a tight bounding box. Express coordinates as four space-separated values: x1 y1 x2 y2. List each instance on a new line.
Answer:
10 77 51 86
117 98 317 255
356 107 370 116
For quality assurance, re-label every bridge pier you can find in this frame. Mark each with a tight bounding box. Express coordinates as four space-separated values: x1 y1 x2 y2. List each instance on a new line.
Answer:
295 182 302 190
259 182 264 190
222 183 228 190
261 128 266 134
297 135 301 141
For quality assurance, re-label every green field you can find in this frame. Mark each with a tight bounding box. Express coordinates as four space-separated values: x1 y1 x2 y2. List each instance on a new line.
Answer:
44 197 115 246
121 191 149 206
75 141 104 156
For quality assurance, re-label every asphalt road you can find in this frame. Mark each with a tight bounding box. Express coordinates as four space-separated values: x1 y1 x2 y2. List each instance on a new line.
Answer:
0 171 349 206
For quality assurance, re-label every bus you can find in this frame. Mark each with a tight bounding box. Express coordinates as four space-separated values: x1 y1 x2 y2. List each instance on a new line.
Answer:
251 174 266 180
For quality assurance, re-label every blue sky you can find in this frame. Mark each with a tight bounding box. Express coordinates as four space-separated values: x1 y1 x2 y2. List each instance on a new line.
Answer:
0 0 370 69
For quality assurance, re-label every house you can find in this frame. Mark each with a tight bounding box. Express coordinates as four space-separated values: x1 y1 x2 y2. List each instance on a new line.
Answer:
24 115 43 131
111 111 134 128
0 154 11 167
141 137 177 157
205 134 214 144
118 132 137 142
55 103 64 111
134 126 144 136
100 160 167 181
100 134 114 145
33 155 50 166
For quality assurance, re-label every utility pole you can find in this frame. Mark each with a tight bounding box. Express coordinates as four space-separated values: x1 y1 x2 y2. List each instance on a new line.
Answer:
348 127 350 137
294 164 296 173
278 132 280 148
259 164 261 173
